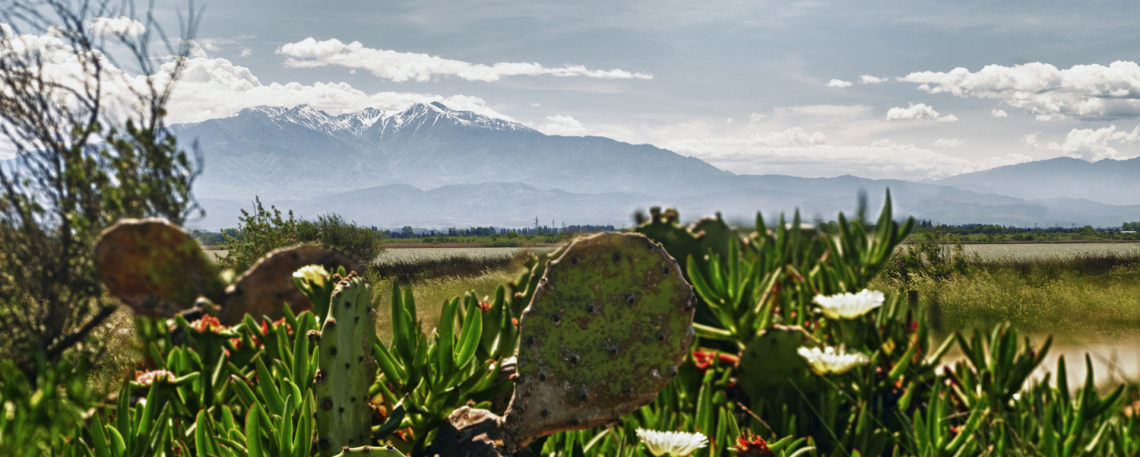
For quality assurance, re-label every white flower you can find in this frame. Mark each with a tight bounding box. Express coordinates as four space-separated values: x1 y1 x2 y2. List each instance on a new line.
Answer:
293 264 329 288
812 289 884 319
636 429 708 456
798 346 870 375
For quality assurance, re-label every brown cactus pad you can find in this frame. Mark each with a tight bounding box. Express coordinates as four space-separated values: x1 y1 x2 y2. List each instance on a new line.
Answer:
219 245 364 325
95 218 225 316
503 232 695 445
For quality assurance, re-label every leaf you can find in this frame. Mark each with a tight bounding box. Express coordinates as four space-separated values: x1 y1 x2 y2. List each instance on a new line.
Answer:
454 304 482 371
246 403 264 457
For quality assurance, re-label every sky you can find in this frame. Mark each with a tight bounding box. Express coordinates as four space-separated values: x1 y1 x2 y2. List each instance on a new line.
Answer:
20 0 1140 180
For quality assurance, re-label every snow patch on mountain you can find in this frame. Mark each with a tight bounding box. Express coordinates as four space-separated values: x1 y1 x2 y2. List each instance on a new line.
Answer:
236 102 533 137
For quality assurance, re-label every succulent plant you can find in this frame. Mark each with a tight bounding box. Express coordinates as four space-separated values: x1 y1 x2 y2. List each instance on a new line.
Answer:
634 207 703 279
94 218 363 324
94 218 226 316
738 325 821 403
219 245 364 324
313 272 378 455
425 232 696 455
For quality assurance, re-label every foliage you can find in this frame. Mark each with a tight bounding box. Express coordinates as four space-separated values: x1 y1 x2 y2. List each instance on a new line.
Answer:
220 199 385 272
0 0 202 376
881 227 971 283
0 358 102 457
12 191 1136 457
875 250 1140 337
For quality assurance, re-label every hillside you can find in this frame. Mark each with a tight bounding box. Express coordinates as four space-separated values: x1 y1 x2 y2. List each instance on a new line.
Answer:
172 103 1140 229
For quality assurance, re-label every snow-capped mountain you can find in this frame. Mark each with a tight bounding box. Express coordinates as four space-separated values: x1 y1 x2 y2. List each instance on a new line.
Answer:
179 102 732 204
174 102 1140 229
228 101 531 139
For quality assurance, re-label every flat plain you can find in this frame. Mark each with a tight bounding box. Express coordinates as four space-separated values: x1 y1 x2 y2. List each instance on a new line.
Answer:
963 243 1140 261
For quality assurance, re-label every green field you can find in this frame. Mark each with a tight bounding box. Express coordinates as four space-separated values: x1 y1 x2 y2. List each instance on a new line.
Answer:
373 246 556 264
962 242 1140 261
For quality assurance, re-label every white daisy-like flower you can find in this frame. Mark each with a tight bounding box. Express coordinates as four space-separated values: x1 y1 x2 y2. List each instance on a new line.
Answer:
798 346 870 375
812 289 885 319
636 429 708 456
293 264 329 288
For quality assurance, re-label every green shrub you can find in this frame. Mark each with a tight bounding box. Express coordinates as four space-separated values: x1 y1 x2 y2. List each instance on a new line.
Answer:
220 199 385 272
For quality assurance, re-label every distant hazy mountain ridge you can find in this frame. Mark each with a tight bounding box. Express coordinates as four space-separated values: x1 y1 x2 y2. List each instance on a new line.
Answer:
175 102 1139 229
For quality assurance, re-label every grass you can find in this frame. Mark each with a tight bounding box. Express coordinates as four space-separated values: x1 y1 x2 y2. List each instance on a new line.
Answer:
371 247 554 283
369 270 517 344
873 250 1140 338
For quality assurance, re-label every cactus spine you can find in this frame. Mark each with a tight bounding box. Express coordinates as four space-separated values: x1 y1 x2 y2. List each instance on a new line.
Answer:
314 272 378 455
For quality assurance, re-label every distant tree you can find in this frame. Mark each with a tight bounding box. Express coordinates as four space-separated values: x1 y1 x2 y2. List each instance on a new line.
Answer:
401 226 414 237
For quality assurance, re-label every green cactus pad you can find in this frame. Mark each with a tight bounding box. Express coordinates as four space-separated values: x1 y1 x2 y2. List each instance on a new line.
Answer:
634 207 703 274
314 273 378 455
219 246 363 325
503 232 695 445
95 218 225 316
738 325 821 400
689 212 738 261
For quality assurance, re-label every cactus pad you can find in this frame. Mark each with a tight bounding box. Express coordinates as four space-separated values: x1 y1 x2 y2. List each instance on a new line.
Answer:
634 207 703 275
314 272 378 455
738 325 821 400
219 246 364 325
503 232 695 445
94 219 225 316
689 212 738 261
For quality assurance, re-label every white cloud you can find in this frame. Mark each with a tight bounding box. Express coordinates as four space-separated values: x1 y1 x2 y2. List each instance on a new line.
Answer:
1023 125 1140 161
91 17 145 36
901 61 1140 121
162 57 510 123
666 135 1029 180
239 48 252 58
886 103 958 122
776 104 873 118
536 115 589 136
726 118 733 124
531 102 541 107
276 37 653 83
827 79 853 88
859 75 888 84
749 112 766 122
933 138 964 148
0 28 511 126
991 109 1008 117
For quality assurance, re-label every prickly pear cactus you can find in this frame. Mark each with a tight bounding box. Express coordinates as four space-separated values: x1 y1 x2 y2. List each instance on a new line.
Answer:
219 246 364 324
503 232 696 446
634 207 703 277
95 218 225 316
689 212 739 261
313 272 378 455
738 325 821 401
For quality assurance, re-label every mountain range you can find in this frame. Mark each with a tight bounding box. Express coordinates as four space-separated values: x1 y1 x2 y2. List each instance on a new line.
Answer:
176 102 1140 230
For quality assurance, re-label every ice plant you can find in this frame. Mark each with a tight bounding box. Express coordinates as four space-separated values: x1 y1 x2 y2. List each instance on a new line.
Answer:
189 314 226 333
735 431 774 457
798 346 870 375
636 429 708 456
812 289 884 320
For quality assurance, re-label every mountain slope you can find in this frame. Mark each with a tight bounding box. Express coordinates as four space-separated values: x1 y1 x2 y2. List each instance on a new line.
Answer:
171 102 1140 230
935 157 1140 206
178 102 733 202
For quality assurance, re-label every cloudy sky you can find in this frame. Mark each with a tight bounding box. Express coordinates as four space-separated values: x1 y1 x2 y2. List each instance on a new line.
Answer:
124 0 1140 179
